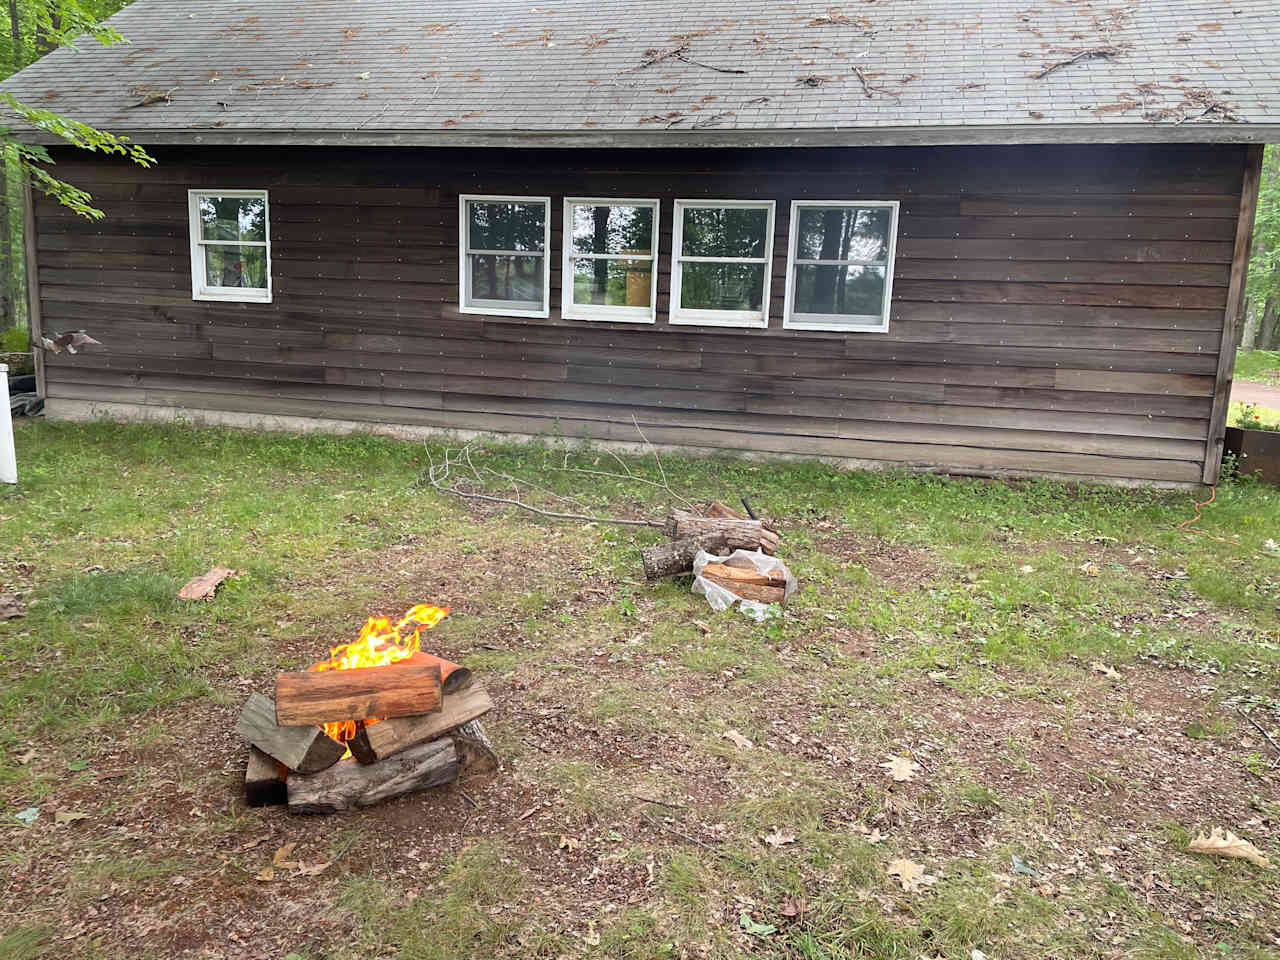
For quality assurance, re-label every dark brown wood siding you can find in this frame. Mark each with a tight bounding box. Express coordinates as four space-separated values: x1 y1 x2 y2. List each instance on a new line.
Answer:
34 143 1248 484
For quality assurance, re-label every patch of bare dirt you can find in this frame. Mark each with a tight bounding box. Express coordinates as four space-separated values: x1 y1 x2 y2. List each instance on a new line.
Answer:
814 533 943 590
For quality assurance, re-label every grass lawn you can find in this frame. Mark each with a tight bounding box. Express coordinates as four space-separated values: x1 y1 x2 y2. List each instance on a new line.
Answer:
2 420 1280 960
1235 349 1280 386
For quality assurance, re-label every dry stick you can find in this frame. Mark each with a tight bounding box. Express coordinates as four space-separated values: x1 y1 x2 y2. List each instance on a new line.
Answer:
637 811 750 867
675 51 746 75
426 445 663 528
852 66 899 100
1237 708 1280 767
1033 46 1122 79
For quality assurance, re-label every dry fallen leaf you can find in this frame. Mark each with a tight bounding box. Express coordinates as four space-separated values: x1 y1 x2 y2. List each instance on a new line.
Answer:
693 620 712 634
255 865 274 882
54 810 88 826
722 729 753 750
779 894 807 917
1078 561 1100 576
239 835 270 851
1091 661 1121 680
15 748 37 765
559 835 580 852
879 756 920 783
1018 564 1035 574
1188 828 1273 868
272 842 299 868
0 593 25 620
763 826 796 848
178 566 239 601
887 857 936 892
295 860 332 876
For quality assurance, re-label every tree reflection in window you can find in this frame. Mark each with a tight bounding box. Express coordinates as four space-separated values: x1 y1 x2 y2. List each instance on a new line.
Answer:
564 201 657 320
672 201 774 325
463 198 549 314
786 202 897 330
189 191 270 300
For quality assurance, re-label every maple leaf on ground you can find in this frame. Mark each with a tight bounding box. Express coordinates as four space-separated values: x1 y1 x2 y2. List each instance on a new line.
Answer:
1188 827 1273 868
1091 661 1121 679
886 857 936 892
879 755 920 783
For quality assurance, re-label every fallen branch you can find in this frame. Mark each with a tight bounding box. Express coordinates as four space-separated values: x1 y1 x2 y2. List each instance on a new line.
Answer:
1034 46 1123 80
1238 708 1280 767
852 67 900 100
633 44 746 75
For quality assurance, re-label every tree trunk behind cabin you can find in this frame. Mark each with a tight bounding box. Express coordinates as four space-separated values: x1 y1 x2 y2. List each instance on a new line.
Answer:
33 5 60 58
1240 298 1258 352
1259 296 1280 351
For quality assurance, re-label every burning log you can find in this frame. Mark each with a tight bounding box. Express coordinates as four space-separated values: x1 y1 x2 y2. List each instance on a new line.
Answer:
287 737 459 814
274 658 443 727
642 533 730 580
236 692 346 774
245 746 288 807
413 652 473 695
663 510 780 555
349 684 493 765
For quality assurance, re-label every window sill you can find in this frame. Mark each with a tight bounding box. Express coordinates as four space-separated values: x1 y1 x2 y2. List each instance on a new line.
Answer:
194 289 272 304
784 315 889 333
563 305 656 324
669 309 768 329
460 301 549 319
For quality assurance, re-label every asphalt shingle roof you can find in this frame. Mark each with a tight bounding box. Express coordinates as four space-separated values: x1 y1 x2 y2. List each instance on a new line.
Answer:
4 0 1277 146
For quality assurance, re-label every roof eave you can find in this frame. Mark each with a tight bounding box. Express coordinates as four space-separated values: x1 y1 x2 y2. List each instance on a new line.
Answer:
22 122 1280 149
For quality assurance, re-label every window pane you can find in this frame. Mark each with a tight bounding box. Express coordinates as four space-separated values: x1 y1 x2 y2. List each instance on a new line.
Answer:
570 204 653 256
794 207 891 262
468 254 544 306
467 201 546 252
204 244 267 289
571 258 653 309
679 262 765 312
793 264 886 318
680 206 768 259
199 195 266 243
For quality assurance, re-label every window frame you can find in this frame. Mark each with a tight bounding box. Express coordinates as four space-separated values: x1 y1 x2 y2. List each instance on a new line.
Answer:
458 193 552 319
669 199 776 329
782 199 900 333
560 197 660 324
187 188 272 304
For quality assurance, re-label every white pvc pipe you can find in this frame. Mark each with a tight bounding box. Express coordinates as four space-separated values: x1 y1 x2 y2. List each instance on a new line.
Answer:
0 363 15 484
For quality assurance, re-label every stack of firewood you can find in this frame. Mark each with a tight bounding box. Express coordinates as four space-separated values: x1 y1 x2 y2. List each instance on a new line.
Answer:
235 653 494 815
641 503 786 603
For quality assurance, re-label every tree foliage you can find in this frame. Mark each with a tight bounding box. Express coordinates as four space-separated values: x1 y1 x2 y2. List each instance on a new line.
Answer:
2 0 152 219
1247 144 1280 305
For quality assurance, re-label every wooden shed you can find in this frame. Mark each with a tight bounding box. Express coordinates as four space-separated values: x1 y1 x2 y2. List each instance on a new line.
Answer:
5 0 1278 487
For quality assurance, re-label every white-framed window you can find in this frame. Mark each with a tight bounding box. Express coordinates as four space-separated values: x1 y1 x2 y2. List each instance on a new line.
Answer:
561 198 659 324
459 194 551 318
783 200 899 332
670 199 775 328
188 189 271 303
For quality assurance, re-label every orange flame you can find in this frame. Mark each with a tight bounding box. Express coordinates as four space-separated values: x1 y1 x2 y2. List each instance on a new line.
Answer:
311 603 450 747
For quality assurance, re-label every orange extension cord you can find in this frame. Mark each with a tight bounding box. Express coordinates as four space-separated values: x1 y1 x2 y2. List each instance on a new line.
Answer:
1179 486 1280 558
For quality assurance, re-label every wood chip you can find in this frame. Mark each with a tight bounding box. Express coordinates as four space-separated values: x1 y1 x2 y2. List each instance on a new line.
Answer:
178 566 238 600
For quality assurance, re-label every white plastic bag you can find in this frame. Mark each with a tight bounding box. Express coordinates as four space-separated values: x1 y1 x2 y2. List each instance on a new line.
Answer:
691 549 797 622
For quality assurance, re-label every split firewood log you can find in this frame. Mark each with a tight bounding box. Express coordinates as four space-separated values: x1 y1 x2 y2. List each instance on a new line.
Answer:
275 658 443 727
245 747 288 807
286 737 459 814
700 571 786 604
641 533 730 580
349 685 493 764
700 562 786 587
453 718 499 779
663 510 780 555
412 653 472 695
236 692 345 774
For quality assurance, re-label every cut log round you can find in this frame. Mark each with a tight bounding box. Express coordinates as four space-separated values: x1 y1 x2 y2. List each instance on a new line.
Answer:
275 658 443 727
286 737 459 814
245 747 288 807
701 572 786 604
349 685 494 764
412 653 472 695
453 718 499 779
663 510 780 555
642 533 730 580
235 692 345 774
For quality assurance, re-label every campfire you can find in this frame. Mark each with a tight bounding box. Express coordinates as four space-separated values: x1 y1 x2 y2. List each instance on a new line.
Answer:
236 604 495 814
